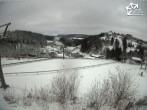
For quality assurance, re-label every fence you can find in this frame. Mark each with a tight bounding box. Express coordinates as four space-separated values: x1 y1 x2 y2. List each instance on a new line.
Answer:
4 62 116 76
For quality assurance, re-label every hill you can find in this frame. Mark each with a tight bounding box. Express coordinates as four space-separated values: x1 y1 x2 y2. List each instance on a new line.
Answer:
0 30 54 57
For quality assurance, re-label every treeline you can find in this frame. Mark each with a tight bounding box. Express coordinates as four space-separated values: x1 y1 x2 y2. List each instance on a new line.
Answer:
106 38 124 61
5 30 48 46
80 33 104 53
0 30 54 57
80 33 123 61
59 34 88 46
106 37 145 61
79 32 146 61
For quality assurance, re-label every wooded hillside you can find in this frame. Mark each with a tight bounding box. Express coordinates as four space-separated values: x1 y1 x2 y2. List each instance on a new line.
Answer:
0 30 53 57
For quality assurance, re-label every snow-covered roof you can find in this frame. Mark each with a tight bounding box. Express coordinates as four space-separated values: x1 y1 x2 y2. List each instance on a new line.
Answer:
73 37 84 40
132 57 142 61
127 48 136 53
101 36 106 40
127 40 138 48
71 49 80 54
91 54 105 58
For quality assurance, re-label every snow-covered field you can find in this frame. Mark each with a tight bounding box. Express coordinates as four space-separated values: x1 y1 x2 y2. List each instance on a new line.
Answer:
3 59 114 73
0 59 147 110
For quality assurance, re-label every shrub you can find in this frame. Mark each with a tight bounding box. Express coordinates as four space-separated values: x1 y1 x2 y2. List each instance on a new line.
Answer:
3 88 18 104
86 66 137 110
136 96 147 106
86 79 109 110
50 70 81 104
108 66 136 108
21 90 32 106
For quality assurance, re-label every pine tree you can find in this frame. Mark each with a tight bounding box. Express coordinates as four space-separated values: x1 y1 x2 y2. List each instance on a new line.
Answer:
114 39 119 50
106 48 111 59
114 47 122 61
123 37 127 52
110 49 115 59
111 37 114 46
122 37 127 62
112 39 122 61
138 44 144 61
81 38 89 52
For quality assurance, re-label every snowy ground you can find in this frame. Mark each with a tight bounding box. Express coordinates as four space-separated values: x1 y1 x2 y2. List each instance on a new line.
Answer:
0 59 147 110
3 59 114 73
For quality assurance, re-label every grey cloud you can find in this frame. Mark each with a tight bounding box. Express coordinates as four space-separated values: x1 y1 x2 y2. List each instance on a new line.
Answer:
0 0 147 40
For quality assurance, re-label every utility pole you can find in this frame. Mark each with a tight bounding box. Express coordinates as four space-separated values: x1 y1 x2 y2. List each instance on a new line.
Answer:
63 46 65 59
0 23 11 89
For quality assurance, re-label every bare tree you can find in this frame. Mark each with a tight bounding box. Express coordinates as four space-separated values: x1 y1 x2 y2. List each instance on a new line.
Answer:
86 67 137 110
108 66 136 108
86 79 109 110
50 70 81 104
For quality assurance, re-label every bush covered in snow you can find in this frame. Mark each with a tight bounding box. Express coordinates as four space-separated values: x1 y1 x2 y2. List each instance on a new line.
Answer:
86 79 109 110
3 88 18 104
50 70 81 104
2 66 145 110
108 67 136 108
86 66 137 110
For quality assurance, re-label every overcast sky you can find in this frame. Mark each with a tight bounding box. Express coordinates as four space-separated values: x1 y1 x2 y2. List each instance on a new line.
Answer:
0 0 147 40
